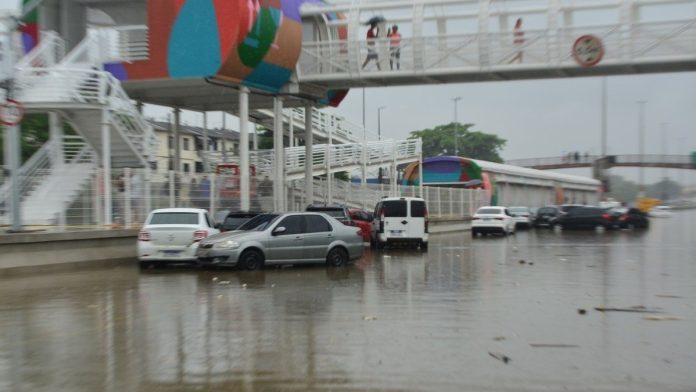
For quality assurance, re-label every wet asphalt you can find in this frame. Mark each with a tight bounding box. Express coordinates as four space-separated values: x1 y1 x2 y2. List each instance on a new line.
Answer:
1 210 695 391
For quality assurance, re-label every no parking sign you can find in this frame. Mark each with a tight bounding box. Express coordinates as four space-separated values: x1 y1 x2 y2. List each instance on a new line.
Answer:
572 35 605 67
0 99 24 126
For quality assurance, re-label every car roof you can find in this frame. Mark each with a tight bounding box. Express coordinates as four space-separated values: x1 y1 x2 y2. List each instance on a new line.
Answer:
379 197 425 201
306 203 347 209
150 208 206 214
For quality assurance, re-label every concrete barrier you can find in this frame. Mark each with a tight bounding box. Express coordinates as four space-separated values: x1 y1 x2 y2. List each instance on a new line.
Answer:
429 218 472 234
0 230 139 275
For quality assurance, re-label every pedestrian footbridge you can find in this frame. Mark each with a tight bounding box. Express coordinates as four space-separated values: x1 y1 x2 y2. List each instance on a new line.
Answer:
506 155 696 171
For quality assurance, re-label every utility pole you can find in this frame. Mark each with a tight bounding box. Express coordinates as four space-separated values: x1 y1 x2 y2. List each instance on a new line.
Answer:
452 97 462 156
637 100 647 198
601 78 607 156
377 106 386 141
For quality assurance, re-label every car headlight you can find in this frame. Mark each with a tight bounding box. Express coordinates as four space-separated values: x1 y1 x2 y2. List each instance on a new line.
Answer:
215 240 240 249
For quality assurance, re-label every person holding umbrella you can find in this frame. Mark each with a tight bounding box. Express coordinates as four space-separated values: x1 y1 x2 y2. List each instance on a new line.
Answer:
362 16 384 70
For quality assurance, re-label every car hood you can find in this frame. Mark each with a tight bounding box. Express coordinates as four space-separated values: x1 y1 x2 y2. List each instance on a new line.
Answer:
202 230 263 244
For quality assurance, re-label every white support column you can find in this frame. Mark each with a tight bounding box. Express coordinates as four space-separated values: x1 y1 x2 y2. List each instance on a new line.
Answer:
124 167 132 228
144 164 151 217
168 170 175 208
326 127 333 204
361 141 368 210
48 112 64 167
418 153 424 198
304 104 314 206
273 97 284 212
221 113 227 161
391 144 398 197
93 170 102 226
101 108 113 226
288 110 294 148
173 108 181 174
210 173 216 217
202 111 209 171
239 87 251 211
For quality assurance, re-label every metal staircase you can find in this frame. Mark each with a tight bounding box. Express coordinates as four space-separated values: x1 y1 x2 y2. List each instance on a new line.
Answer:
1 28 155 225
202 138 421 180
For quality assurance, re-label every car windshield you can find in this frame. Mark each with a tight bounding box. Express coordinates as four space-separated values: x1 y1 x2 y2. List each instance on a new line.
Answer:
509 207 528 214
223 217 252 230
538 207 556 214
149 212 198 225
307 208 345 218
237 214 280 231
477 208 502 215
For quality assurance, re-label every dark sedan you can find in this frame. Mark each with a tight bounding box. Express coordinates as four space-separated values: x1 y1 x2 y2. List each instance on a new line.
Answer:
610 207 650 229
554 206 614 230
533 206 561 228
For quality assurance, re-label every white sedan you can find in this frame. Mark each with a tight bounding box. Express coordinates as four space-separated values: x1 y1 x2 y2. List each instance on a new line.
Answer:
471 207 516 236
137 208 220 268
509 206 533 228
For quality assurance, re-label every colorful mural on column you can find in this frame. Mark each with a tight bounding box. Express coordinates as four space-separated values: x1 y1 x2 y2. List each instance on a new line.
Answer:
22 0 348 107
20 0 39 52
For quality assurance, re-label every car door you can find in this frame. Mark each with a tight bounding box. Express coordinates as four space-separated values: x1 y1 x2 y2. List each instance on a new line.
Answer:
265 215 305 262
407 200 426 239
302 215 335 262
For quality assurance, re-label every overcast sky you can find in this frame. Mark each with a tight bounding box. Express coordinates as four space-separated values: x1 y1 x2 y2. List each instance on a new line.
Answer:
2 0 695 185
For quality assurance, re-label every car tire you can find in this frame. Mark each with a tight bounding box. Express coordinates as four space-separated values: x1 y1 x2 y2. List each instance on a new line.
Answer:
139 261 152 269
326 247 348 267
239 249 264 271
471 229 477 237
420 241 428 251
377 241 386 250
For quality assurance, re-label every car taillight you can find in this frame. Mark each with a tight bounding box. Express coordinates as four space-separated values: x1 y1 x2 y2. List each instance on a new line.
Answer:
620 214 628 221
602 213 611 220
193 230 208 242
424 206 429 234
138 230 150 241
378 208 385 233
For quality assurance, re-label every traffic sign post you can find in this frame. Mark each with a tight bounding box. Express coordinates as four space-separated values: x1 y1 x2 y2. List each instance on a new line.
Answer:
0 99 25 126
572 35 605 67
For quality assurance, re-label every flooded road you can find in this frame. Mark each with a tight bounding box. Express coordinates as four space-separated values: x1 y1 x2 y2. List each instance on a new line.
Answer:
1 211 695 391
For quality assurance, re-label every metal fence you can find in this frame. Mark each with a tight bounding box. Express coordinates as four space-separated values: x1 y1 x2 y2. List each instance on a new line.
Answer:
2 168 490 231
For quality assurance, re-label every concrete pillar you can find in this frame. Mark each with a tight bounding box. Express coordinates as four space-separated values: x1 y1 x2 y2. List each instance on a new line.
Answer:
101 108 112 225
304 104 314 206
48 112 64 167
239 87 251 211
326 127 333 204
124 167 132 228
221 112 227 161
273 97 284 212
173 108 181 173
202 111 209 172
288 110 294 148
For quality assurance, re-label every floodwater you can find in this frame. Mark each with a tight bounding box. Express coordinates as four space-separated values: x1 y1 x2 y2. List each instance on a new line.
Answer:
1 211 696 391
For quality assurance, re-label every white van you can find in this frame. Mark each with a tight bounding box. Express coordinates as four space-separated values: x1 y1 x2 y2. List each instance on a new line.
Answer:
371 197 428 250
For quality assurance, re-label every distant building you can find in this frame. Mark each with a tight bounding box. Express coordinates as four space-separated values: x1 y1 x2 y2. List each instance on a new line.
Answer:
149 120 241 175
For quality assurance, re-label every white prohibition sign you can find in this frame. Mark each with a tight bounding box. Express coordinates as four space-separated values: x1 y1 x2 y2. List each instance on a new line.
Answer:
0 99 25 126
572 35 605 68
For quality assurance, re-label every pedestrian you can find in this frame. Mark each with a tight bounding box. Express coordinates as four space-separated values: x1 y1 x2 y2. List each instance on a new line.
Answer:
509 18 524 63
361 23 381 70
388 25 401 70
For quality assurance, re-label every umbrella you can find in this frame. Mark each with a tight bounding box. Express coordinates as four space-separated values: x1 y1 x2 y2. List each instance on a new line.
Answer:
364 15 386 26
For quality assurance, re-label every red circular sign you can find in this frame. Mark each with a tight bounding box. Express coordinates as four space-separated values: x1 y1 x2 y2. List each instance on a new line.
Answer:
572 35 605 67
0 99 25 126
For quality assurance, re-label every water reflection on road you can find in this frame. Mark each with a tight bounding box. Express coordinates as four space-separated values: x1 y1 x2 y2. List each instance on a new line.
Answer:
1 211 695 391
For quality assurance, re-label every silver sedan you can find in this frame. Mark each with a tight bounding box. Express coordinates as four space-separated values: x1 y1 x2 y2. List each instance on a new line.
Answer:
196 212 364 270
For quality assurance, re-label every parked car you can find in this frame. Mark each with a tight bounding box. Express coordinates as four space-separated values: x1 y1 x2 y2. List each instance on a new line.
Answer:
137 208 220 268
553 206 614 230
649 205 673 218
533 206 562 228
560 204 585 214
371 197 428 250
508 206 533 228
219 211 263 232
349 208 373 242
196 212 364 269
471 206 516 236
306 203 353 226
610 207 650 229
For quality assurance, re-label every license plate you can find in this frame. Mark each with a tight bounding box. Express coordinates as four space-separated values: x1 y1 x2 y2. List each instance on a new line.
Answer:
162 250 181 256
390 230 403 236
483 218 492 221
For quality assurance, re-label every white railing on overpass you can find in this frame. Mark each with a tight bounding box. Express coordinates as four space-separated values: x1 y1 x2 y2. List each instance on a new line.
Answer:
506 154 695 168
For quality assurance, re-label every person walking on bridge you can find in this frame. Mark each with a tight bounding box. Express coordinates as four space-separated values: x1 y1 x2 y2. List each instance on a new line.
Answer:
362 23 381 70
388 25 402 70
510 18 525 63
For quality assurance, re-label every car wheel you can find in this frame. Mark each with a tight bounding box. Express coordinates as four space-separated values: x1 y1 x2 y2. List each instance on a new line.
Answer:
420 241 428 251
139 261 152 269
239 249 264 271
471 229 477 237
377 241 386 250
326 247 348 267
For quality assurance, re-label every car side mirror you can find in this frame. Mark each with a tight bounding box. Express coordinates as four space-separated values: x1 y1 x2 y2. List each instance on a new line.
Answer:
272 226 286 235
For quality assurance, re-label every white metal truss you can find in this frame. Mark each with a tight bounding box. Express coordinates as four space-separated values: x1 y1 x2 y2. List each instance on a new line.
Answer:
298 0 696 87
202 138 422 181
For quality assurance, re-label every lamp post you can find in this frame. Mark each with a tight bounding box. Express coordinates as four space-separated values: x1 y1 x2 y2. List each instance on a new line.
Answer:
452 97 462 156
377 106 386 141
637 100 647 197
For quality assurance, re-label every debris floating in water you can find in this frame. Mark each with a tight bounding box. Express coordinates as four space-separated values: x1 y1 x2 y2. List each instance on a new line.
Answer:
362 316 377 321
594 306 661 313
643 315 681 321
577 308 587 315
488 352 511 364
530 343 580 348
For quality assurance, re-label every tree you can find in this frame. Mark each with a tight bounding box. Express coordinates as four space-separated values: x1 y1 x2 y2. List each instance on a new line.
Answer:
408 122 506 162
0 113 50 164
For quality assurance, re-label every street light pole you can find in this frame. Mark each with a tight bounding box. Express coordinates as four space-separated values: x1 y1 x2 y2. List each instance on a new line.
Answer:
452 97 462 156
637 100 647 198
377 106 386 141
